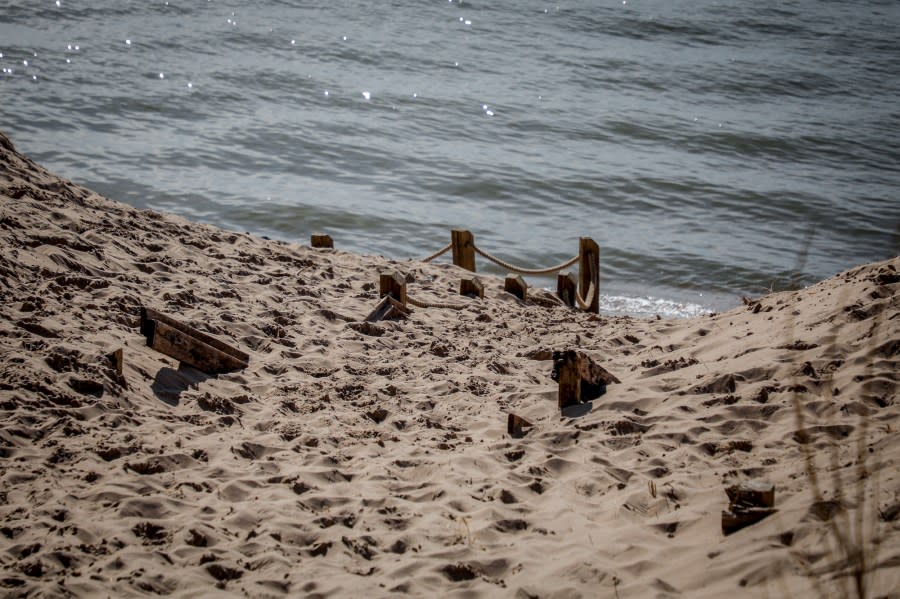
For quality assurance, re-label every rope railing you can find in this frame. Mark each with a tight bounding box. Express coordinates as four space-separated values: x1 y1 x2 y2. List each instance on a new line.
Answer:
472 244 579 276
421 242 452 263
313 230 600 317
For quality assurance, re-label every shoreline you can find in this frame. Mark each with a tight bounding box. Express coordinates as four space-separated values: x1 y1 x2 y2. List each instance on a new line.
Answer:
1 130 898 597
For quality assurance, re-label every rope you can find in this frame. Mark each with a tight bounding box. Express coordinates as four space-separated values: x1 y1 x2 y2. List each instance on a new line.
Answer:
574 258 598 310
472 244 579 275
422 242 452 263
407 294 467 310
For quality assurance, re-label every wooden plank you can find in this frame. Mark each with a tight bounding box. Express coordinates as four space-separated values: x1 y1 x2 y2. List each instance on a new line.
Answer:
554 351 581 409
451 229 476 272
504 274 527 301
556 270 577 308
578 237 600 314
311 233 334 249
379 271 407 305
106 348 123 377
144 319 248 374
459 276 484 299
726 480 775 509
140 307 249 364
722 507 777 535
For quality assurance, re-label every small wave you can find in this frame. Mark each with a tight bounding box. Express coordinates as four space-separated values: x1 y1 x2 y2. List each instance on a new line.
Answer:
600 294 711 319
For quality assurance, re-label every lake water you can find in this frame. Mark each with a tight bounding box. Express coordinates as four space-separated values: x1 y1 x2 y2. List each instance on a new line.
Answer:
2 0 898 317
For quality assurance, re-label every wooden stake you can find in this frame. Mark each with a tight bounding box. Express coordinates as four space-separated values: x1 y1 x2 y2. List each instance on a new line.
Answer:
106 348 124 377
504 274 527 301
556 270 577 308
310 233 333 249
379 271 407 305
459 276 484 299
451 229 476 272
578 237 600 314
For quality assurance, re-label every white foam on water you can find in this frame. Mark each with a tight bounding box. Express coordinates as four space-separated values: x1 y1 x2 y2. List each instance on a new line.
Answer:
600 294 711 319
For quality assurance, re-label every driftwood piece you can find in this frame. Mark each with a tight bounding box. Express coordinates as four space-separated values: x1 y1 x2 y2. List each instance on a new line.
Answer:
507 413 534 438
556 270 577 308
722 479 777 535
311 233 334 249
551 350 620 409
451 229 476 272
140 307 248 374
504 274 527 301
459 276 484 299
365 295 411 323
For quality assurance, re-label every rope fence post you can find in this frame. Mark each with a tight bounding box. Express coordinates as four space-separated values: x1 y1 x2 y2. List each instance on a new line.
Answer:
556 270 577 308
311 233 334 249
504 274 527 301
451 229 476 272
579 237 600 314
379 271 407 305
460 276 484 299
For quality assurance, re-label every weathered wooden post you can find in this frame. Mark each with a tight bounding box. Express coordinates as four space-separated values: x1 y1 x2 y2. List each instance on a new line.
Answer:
556 270 577 308
722 480 777 535
459 276 484 299
451 229 476 272
578 237 600 314
504 274 527 301
311 233 334 249
379 271 407 305
507 413 534 438
551 350 620 410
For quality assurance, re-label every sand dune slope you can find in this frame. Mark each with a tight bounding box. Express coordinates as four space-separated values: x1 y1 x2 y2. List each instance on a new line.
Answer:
1 130 898 598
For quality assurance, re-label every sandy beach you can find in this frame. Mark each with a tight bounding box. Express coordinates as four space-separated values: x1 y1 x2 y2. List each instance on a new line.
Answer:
0 129 898 598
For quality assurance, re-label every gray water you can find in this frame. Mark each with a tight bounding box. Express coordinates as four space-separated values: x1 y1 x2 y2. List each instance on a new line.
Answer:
2 0 899 317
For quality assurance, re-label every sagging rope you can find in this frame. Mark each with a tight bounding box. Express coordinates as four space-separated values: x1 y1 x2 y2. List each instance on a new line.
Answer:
407 294 467 310
472 244 580 275
421 242 452 263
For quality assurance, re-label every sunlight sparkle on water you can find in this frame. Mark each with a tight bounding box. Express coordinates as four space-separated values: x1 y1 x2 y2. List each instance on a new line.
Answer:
362 91 371 101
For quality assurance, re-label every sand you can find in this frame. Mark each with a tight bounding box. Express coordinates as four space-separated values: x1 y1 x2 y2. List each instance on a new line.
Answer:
0 129 898 598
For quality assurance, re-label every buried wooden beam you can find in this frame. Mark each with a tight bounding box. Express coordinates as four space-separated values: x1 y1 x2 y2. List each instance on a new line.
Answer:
379 271 407 305
365 295 411 323
140 311 249 375
451 229 476 272
578 237 600 314
551 350 620 410
504 274 527 301
507 413 534 438
459 276 484 299
556 270 577 308
310 233 334 249
721 479 777 535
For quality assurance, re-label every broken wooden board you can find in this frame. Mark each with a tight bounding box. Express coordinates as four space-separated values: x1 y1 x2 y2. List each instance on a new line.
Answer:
459 276 484 299
722 479 777 535
311 233 334 248
551 349 620 409
365 295 411 323
504 274 527 301
140 307 249 374
722 507 777 536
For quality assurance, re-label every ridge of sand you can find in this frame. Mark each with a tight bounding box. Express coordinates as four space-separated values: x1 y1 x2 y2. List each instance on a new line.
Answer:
0 130 898 598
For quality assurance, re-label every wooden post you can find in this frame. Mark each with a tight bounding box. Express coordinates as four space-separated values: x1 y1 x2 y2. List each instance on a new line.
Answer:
311 233 334 249
379 271 407 305
578 237 600 314
552 350 620 410
459 276 484 299
106 348 124 377
555 352 581 409
721 479 777 535
556 270 577 308
504 274 527 301
451 229 476 272
365 295 410 322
